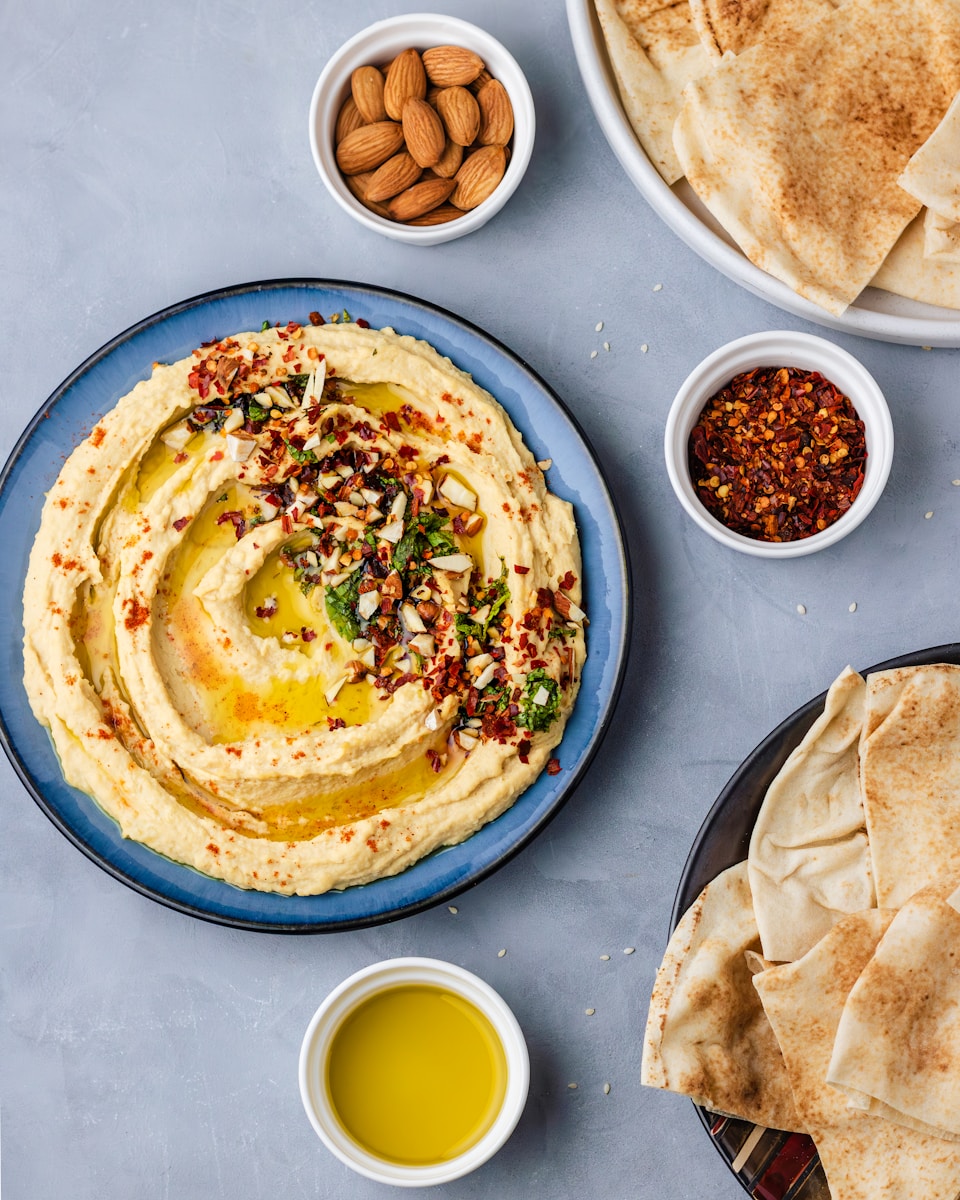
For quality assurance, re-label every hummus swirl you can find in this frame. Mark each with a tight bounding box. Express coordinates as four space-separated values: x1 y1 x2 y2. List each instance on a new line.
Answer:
22 320 585 894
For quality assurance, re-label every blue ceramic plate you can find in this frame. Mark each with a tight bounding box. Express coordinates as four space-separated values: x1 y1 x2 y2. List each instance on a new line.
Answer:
672 643 960 1200
0 280 630 932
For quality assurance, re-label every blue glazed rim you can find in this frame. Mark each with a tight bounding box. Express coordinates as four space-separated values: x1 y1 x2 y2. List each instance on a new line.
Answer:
0 279 631 933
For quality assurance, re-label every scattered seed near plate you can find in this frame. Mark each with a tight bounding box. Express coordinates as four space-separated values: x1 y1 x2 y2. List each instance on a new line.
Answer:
797 604 807 615
536 458 552 470
640 344 648 354
599 954 610 961
590 350 598 359
448 905 458 914
925 511 934 519
603 341 610 351
585 1008 596 1016
603 1082 611 1095
848 602 857 613
953 480 960 487
623 947 635 955
652 283 663 292
595 321 604 332
497 948 506 958
568 1082 578 1090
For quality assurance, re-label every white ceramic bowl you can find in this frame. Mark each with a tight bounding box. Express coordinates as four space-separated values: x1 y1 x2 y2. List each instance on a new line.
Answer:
308 14 535 245
298 957 530 1186
664 331 894 558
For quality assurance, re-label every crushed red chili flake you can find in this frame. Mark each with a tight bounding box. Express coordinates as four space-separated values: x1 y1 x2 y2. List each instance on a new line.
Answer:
687 366 867 542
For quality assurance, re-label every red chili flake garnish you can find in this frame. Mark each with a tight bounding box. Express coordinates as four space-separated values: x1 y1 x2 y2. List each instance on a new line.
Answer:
255 600 278 619
357 318 370 329
216 510 246 539
281 513 293 534
558 570 575 591
426 748 444 773
301 627 317 642
688 366 867 542
308 311 324 326
209 450 224 462
517 738 532 764
383 411 402 433
174 451 188 464
172 516 191 532
513 564 530 575
326 716 346 730
546 757 561 776
537 587 555 609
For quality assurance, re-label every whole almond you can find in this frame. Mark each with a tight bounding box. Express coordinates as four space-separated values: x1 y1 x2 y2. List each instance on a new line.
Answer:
336 121 404 175
436 86 481 148
432 138 464 179
451 144 506 210
421 45 485 87
383 48 426 120
343 171 393 219
477 79 514 146
350 66 387 123
335 95 365 144
405 203 463 227
388 177 457 221
364 150 423 202
402 98 446 168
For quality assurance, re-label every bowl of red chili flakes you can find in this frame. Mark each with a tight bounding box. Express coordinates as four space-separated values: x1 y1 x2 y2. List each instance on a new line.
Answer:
664 330 893 558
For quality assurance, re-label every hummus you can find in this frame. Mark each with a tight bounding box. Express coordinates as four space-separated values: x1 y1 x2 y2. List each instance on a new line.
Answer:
22 319 586 894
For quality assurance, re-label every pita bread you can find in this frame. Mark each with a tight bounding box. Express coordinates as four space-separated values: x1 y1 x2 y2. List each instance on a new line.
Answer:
872 212 960 308
641 861 806 1131
860 665 960 908
748 666 874 964
673 0 960 314
827 876 960 1142
924 208 960 263
898 90 960 224
754 910 960 1200
594 0 712 183
688 0 837 58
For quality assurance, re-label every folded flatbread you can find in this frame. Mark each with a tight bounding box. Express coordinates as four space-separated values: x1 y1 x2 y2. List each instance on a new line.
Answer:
860 665 960 908
899 90 960 225
687 0 837 57
871 213 960 308
673 0 960 314
594 0 711 183
754 910 960 1200
924 208 960 263
748 666 874 964
641 861 805 1131
827 876 960 1142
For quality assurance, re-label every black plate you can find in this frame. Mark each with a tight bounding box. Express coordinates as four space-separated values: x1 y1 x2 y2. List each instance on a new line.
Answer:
671 644 960 1200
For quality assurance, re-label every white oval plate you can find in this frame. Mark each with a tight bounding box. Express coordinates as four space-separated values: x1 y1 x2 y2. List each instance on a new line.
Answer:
566 0 960 348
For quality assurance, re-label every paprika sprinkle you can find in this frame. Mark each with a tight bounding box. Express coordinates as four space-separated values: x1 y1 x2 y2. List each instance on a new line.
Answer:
687 366 867 542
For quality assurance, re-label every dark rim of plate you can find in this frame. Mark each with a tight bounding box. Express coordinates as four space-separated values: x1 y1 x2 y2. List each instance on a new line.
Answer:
670 642 960 1197
0 278 632 933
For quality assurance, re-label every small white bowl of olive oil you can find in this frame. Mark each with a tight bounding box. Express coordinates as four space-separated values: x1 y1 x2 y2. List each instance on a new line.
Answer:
298 957 530 1185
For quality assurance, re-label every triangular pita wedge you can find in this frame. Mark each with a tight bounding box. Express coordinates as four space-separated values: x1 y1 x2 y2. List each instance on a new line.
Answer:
687 0 837 58
673 0 960 314
860 664 960 907
872 213 960 309
924 208 960 263
748 666 874 964
594 0 712 183
754 910 960 1200
641 861 805 1131
827 876 960 1141
899 90 960 224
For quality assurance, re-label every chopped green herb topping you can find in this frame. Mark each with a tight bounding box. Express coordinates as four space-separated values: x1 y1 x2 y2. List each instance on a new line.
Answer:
518 668 561 732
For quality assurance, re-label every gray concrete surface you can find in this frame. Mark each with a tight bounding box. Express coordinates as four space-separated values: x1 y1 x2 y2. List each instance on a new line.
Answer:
3 1 959 1197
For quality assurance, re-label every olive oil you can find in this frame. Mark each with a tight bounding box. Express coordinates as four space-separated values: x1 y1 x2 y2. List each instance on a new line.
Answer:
325 984 508 1165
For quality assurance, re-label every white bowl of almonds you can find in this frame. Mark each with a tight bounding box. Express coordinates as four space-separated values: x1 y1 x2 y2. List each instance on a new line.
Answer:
309 13 535 244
